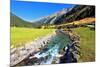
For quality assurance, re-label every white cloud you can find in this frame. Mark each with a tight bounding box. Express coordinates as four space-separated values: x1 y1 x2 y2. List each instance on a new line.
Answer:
17 0 95 5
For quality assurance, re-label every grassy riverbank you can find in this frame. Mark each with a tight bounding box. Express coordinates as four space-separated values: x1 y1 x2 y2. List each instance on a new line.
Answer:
11 27 55 48
72 27 95 62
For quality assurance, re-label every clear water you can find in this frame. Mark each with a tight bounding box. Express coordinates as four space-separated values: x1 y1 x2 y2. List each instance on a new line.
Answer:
33 33 71 64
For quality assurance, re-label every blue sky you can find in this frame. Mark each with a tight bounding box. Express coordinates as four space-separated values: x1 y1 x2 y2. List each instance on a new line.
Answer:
11 0 75 22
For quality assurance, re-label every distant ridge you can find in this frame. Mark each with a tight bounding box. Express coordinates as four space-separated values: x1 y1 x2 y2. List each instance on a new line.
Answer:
10 13 35 28
33 5 95 25
11 5 95 28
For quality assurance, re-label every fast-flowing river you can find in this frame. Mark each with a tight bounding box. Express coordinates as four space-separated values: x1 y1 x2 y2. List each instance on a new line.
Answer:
31 30 71 65
11 30 75 66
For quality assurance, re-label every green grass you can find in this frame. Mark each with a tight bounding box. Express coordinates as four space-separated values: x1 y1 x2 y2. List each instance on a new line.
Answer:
72 27 95 62
11 27 55 48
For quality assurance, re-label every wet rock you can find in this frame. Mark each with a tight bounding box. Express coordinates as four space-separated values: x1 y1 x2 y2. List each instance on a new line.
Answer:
58 29 80 63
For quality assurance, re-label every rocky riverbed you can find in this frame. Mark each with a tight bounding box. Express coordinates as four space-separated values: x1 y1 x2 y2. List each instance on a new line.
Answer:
10 29 80 67
10 33 55 66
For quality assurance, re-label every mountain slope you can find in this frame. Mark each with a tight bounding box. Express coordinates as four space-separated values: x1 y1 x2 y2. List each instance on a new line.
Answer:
32 5 95 25
33 8 71 25
51 5 95 24
62 5 95 23
11 5 95 28
10 13 34 28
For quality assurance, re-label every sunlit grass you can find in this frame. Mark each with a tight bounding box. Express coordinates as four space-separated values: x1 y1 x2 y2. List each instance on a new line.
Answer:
44 18 95 29
72 27 95 62
11 27 55 48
